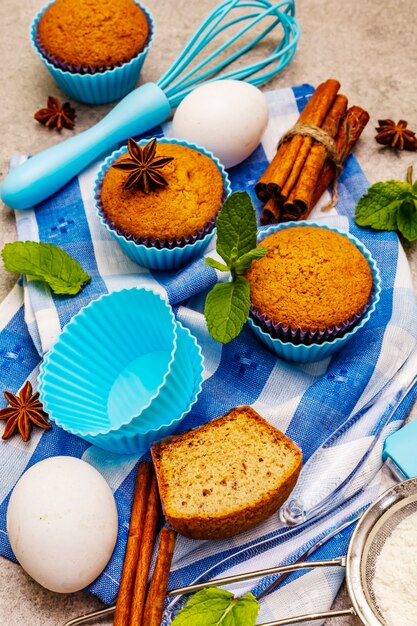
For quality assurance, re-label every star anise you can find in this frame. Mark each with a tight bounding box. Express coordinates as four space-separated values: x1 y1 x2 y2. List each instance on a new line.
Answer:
34 96 77 131
0 381 51 442
112 137 174 193
375 119 417 151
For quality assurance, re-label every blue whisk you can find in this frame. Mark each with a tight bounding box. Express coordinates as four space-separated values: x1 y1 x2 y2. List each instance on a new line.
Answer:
158 0 299 107
1 0 300 210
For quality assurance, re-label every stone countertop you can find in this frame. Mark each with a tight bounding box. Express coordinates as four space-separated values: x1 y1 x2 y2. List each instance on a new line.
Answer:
0 0 416 624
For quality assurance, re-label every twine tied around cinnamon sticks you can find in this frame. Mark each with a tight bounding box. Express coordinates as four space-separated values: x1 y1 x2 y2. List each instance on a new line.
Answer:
277 122 343 168
255 79 369 225
276 121 346 211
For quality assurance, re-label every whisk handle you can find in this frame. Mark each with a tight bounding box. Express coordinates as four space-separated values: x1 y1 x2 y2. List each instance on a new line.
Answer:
1 83 171 210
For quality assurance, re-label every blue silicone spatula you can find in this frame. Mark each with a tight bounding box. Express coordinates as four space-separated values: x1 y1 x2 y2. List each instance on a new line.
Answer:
382 403 417 481
279 375 417 527
1 84 170 210
0 0 300 210
255 374 417 600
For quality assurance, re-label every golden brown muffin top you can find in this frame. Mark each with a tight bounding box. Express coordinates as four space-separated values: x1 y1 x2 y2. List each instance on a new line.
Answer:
38 0 149 68
246 226 373 331
100 143 224 242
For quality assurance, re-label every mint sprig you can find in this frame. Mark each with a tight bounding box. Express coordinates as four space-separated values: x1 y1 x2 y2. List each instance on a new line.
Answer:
216 192 258 264
355 166 417 241
2 241 91 296
171 587 260 626
205 277 250 344
204 192 266 344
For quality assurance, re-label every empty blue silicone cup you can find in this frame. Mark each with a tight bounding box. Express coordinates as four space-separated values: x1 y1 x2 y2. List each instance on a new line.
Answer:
38 288 187 438
94 138 231 271
86 321 205 454
248 221 381 363
30 1 154 105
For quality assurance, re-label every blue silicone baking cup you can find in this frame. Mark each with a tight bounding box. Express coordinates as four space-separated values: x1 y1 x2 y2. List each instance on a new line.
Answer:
94 138 231 271
86 321 205 454
30 1 154 105
38 288 194 440
248 221 381 363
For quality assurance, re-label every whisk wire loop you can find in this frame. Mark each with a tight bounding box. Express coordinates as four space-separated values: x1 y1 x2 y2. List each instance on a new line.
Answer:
157 0 300 108
163 11 284 97
164 0 296 85
157 0 238 91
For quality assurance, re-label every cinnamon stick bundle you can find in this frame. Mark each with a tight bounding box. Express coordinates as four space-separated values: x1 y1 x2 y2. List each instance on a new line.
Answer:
114 462 153 626
256 80 369 225
255 78 341 203
114 462 177 626
284 94 348 217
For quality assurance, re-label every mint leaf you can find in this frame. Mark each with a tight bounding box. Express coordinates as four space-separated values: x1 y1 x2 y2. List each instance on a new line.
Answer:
233 246 267 275
216 192 258 264
171 588 259 626
204 277 250 344
397 198 417 241
2 241 91 295
205 258 230 272
204 192 263 343
355 181 411 231
226 592 260 625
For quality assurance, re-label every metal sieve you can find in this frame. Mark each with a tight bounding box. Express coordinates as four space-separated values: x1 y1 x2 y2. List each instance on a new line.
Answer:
281 477 417 626
165 477 417 626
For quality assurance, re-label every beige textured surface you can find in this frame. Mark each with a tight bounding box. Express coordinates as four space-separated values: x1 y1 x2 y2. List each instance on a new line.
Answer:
0 0 416 624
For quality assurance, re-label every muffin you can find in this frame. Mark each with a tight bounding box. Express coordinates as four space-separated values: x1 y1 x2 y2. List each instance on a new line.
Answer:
95 137 231 270
31 0 153 104
246 224 375 345
101 141 224 243
37 0 149 71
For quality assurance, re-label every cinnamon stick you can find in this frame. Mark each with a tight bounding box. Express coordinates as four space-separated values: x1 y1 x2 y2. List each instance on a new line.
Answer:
303 105 370 218
260 197 281 225
114 462 153 626
255 79 340 202
141 528 177 626
284 94 348 217
129 474 161 626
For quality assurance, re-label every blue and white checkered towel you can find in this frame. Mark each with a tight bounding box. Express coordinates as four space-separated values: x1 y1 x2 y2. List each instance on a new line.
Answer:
1 84 417 624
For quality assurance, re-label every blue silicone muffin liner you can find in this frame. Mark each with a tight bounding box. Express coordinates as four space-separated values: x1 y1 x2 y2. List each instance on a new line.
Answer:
107 320 195 435
248 221 381 363
94 138 232 271
30 1 154 105
85 321 205 454
38 287 188 437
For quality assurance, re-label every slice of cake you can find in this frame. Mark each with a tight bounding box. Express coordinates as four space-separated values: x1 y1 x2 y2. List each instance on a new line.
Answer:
151 406 302 540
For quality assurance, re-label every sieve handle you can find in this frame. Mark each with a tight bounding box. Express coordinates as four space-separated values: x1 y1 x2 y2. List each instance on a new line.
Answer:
62 606 356 626
166 556 346 596
260 606 356 625
62 557 346 626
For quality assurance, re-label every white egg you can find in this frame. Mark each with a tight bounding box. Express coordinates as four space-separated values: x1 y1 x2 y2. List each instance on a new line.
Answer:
172 80 269 168
7 456 118 593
